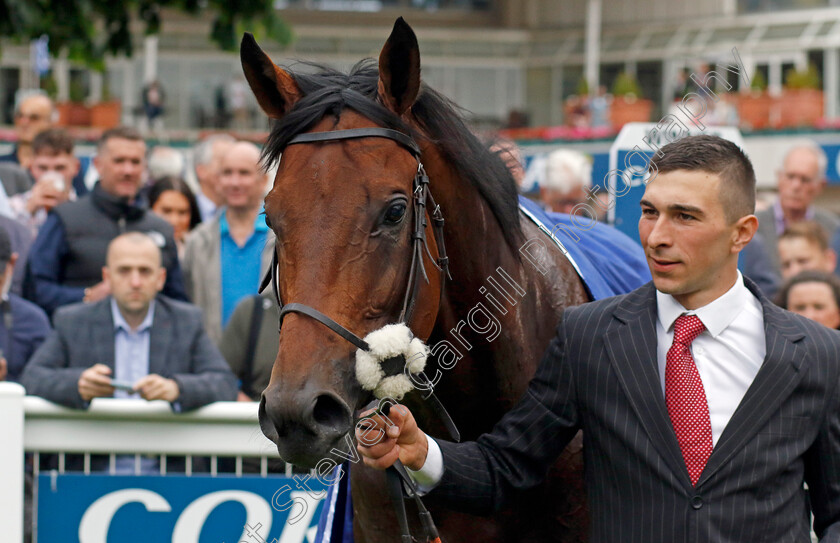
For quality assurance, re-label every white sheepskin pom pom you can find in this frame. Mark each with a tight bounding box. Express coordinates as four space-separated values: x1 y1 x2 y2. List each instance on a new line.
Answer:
355 350 384 391
355 323 429 400
406 338 429 373
374 375 415 400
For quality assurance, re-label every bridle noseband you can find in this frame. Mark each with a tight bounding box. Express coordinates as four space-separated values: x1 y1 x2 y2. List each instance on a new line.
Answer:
259 126 450 349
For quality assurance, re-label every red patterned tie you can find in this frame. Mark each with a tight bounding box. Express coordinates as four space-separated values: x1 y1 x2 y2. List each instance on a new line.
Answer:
666 314 713 486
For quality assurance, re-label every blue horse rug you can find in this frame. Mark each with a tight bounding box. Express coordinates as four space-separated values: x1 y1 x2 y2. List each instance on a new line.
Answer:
517 196 651 300
313 196 651 542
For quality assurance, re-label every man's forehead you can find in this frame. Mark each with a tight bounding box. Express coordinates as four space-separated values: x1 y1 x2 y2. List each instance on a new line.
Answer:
212 140 234 156
780 236 820 250
642 170 724 210
108 240 161 265
646 169 721 193
20 96 52 113
784 148 819 169
222 149 260 170
104 137 146 154
33 151 73 161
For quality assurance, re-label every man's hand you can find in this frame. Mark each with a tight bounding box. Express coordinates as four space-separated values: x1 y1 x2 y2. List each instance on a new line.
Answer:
356 404 428 471
83 281 111 303
135 374 180 402
0 357 7 381
78 364 115 401
27 179 69 214
237 390 253 402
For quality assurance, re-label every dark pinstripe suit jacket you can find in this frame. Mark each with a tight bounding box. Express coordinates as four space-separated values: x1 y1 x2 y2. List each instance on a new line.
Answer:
430 280 840 542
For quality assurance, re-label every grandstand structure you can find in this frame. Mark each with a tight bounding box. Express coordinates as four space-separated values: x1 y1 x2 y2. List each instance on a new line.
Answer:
1 0 840 131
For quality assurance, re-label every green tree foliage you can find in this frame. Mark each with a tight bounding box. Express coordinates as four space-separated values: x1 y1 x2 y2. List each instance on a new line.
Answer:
0 0 292 69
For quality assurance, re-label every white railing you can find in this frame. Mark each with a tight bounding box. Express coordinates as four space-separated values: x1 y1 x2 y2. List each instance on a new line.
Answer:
0 381 287 542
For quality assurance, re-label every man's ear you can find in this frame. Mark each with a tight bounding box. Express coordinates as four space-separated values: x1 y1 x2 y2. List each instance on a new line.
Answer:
156 267 167 292
69 156 80 180
732 214 759 253
102 266 110 288
819 177 828 194
826 249 837 273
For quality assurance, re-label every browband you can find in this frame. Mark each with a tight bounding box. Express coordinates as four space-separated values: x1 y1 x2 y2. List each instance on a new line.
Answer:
286 127 421 158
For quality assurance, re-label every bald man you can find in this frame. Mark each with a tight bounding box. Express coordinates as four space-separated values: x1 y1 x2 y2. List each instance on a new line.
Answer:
182 141 275 344
21 231 236 410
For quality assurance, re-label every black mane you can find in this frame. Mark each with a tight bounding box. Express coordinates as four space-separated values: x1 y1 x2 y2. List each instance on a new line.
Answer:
262 60 523 248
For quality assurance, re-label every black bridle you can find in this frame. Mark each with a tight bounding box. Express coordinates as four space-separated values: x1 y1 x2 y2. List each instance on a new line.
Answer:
259 126 450 348
258 126 454 542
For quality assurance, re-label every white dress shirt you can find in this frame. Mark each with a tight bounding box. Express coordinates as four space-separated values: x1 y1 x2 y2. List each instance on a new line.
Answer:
409 272 767 492
655 271 765 445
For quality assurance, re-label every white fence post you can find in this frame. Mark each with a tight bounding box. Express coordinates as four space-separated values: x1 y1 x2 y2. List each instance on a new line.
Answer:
0 382 25 543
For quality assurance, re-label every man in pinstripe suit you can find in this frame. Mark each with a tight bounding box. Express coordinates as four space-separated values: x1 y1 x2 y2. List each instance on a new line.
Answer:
358 135 840 542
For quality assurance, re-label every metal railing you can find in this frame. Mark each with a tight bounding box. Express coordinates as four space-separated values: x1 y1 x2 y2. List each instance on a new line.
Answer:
0 382 289 542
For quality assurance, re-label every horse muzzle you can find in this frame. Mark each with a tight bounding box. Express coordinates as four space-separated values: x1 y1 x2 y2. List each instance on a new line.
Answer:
259 385 354 468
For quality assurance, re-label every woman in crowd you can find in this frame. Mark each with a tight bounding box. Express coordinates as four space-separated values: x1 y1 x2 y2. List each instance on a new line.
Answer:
148 176 201 259
775 269 840 330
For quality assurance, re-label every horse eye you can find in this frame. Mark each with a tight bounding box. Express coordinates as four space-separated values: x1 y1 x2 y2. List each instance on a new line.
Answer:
383 202 407 225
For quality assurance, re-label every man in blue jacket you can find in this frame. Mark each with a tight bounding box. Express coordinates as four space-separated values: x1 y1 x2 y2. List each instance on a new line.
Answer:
25 126 187 315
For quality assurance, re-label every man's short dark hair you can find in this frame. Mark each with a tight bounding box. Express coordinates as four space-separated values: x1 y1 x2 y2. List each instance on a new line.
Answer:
98 126 143 151
649 135 756 223
32 128 74 156
780 220 830 251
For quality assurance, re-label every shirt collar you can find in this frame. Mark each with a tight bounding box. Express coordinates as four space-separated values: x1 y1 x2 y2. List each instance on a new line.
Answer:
656 271 751 338
218 208 269 236
110 297 155 333
773 199 815 234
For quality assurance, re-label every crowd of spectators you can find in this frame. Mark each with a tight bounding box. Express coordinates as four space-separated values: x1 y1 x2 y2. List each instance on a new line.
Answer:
0 91 276 415
3 89 840 441
504 137 840 333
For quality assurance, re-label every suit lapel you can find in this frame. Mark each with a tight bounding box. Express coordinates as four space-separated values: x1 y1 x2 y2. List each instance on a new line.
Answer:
603 283 693 490
696 295 808 488
92 300 116 371
148 299 173 377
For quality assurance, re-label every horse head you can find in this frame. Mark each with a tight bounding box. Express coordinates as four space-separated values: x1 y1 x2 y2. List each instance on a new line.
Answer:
241 18 446 467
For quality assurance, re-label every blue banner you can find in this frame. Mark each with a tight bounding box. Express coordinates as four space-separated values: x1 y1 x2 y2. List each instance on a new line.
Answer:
38 474 328 543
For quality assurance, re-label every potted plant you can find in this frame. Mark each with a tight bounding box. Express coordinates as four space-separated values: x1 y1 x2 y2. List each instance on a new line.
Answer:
780 63 823 128
90 75 121 129
737 69 773 131
57 79 91 126
609 72 652 128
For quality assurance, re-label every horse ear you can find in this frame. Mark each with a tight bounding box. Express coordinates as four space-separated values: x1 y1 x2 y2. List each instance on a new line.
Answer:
377 17 421 116
240 33 301 120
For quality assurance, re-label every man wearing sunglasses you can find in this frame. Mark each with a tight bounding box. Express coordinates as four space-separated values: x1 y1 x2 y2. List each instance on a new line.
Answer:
0 93 56 170
0 92 90 198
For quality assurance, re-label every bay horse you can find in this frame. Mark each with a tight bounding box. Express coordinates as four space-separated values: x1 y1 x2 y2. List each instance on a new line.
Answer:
242 18 591 542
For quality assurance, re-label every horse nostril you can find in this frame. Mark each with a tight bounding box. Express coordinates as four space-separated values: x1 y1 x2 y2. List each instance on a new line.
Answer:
258 394 282 441
311 392 352 434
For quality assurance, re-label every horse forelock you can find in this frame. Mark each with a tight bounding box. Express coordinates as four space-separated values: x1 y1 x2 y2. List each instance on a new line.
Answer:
261 59 523 250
